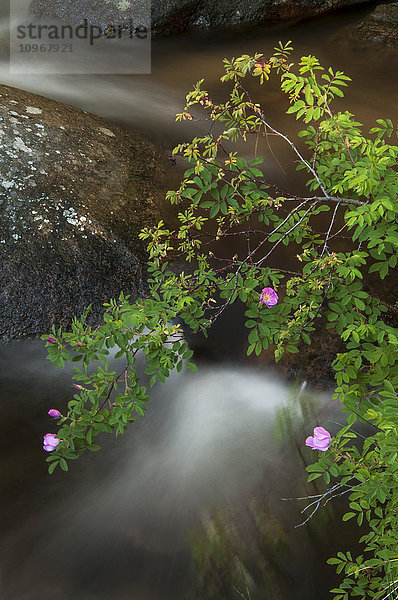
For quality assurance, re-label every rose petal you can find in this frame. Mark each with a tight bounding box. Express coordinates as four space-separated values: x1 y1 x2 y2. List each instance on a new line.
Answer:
314 438 330 448
305 427 331 451
314 426 331 439
48 409 61 418
260 287 278 307
43 433 61 452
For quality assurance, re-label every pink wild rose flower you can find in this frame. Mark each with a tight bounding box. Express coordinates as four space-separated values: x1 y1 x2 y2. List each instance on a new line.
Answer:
43 433 61 452
48 409 62 419
260 287 278 307
305 426 331 451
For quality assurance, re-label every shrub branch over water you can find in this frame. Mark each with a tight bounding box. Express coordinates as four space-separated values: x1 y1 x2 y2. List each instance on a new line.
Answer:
43 42 398 598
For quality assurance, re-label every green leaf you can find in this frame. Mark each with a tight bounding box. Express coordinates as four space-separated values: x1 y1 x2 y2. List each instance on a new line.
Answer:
286 345 299 353
186 362 198 372
48 461 59 475
209 204 219 218
305 84 313 105
306 464 322 473
342 512 356 521
59 458 69 472
247 343 255 356
308 472 322 482
88 444 101 452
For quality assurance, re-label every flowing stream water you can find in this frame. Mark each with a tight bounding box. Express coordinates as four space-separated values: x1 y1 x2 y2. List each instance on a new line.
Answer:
0 2 397 599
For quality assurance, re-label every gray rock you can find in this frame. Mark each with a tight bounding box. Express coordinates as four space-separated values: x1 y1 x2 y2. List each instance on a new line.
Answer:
353 2 398 47
29 0 372 34
152 0 369 33
0 85 164 341
30 0 151 31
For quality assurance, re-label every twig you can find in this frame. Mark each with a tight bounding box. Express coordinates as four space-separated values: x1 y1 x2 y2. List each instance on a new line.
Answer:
321 200 342 258
281 477 358 527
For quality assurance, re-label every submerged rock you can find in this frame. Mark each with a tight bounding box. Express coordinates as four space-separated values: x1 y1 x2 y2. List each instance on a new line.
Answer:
353 2 398 47
30 0 372 34
0 85 164 341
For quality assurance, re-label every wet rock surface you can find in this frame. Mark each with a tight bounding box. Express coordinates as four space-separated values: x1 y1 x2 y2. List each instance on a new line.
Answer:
0 85 164 341
353 2 398 47
29 0 371 34
30 0 150 31
274 324 345 387
152 0 371 33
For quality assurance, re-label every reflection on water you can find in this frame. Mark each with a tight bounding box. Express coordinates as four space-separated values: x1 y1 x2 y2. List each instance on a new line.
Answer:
0 3 397 599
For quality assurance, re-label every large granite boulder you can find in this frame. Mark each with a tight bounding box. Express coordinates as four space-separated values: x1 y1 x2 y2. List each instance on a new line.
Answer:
353 2 398 47
152 0 371 33
29 0 372 34
0 85 164 341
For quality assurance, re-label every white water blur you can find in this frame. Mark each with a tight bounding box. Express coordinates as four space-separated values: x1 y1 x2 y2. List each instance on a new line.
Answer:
0 340 333 599
1 1 398 155
0 0 182 147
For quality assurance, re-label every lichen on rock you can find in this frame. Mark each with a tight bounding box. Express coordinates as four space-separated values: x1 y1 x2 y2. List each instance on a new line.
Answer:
0 85 165 341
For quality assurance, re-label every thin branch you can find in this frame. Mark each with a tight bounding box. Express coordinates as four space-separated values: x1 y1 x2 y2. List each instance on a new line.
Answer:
281 195 364 207
281 477 358 527
321 200 342 258
378 581 398 600
255 202 317 267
